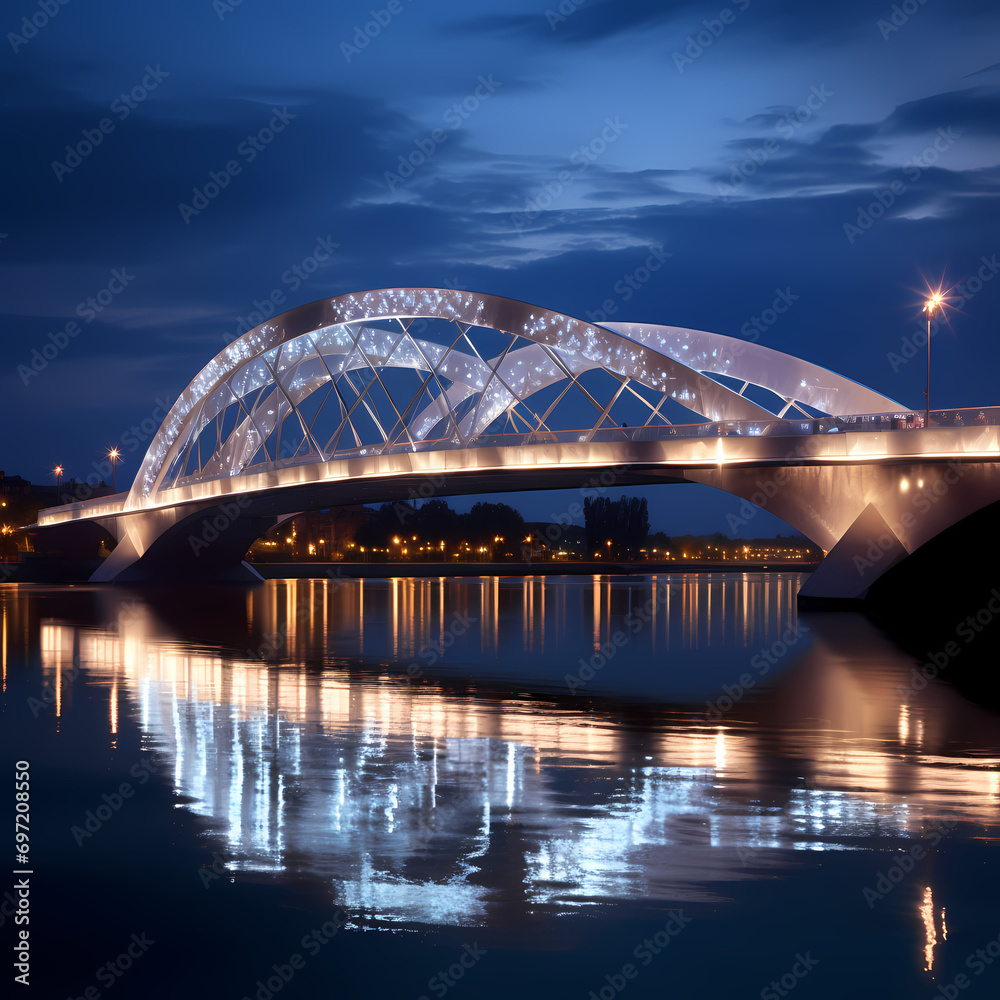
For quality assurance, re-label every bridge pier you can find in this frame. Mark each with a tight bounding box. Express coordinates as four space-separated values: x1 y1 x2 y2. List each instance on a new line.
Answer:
89 504 282 584
685 454 1000 607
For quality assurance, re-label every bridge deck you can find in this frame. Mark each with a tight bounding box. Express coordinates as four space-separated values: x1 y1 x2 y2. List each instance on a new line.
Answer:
35 412 1000 529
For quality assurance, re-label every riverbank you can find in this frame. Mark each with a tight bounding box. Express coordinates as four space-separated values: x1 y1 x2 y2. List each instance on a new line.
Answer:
249 560 818 579
0 558 818 584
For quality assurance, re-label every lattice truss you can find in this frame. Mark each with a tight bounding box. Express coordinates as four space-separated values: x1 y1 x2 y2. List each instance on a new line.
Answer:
135 289 899 498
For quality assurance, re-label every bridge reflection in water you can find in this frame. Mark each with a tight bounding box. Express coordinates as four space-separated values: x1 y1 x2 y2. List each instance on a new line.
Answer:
32 576 1000 938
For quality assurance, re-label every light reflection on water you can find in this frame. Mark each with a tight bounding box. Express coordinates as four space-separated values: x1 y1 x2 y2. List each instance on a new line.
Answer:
17 575 1000 936
243 572 806 700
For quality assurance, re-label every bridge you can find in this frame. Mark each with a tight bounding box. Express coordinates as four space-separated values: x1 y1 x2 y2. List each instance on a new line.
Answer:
35 288 1000 601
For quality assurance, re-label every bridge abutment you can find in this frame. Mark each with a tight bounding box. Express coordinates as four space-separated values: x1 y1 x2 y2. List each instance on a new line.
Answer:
90 504 281 584
687 454 1000 606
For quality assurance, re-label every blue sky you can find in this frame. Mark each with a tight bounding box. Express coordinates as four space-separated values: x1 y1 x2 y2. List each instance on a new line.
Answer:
3 0 999 534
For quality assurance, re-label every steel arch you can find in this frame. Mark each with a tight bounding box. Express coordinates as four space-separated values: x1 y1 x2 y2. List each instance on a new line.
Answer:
127 288 901 512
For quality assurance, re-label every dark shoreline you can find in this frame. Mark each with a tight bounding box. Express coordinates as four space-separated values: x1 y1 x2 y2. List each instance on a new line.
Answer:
249 560 818 579
0 559 817 584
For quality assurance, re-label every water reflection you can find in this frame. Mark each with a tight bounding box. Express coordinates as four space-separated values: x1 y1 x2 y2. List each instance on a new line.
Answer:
10 576 1000 933
184 573 806 702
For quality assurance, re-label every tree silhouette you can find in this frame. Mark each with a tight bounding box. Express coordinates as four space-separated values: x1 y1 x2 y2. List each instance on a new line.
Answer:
583 496 649 557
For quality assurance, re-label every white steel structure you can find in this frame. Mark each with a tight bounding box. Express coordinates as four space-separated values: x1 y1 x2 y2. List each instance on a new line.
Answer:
130 288 901 505
35 288 1000 599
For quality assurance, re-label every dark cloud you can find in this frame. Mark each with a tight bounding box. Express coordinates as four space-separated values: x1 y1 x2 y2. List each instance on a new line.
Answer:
454 0 999 46
706 87 1000 198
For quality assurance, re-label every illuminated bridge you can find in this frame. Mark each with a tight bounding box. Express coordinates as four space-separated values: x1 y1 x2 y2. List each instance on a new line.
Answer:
36 288 1000 600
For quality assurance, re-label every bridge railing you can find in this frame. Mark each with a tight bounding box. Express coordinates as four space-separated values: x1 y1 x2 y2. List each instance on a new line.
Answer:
49 405 998 511
326 406 999 458
155 405 999 489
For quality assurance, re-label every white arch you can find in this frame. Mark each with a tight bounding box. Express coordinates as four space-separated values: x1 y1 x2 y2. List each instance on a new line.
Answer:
603 322 900 417
127 288 902 512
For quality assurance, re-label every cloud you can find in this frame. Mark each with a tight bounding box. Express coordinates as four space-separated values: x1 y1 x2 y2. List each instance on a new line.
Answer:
706 86 1000 200
454 0 999 46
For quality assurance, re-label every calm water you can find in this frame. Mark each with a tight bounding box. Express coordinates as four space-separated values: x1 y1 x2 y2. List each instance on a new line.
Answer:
2 574 999 999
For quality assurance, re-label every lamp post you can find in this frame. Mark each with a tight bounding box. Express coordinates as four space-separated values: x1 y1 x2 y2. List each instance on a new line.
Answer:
923 292 943 428
53 464 63 501
107 447 121 492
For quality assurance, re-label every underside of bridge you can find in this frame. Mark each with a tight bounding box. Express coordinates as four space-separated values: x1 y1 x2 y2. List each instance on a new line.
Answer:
33 288 1000 597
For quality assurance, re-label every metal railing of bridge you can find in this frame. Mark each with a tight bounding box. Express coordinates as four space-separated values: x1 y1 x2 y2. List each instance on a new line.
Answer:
36 404 1000 521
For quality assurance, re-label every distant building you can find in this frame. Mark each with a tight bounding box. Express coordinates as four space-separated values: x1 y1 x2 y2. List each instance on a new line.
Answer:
1 471 114 557
250 505 375 559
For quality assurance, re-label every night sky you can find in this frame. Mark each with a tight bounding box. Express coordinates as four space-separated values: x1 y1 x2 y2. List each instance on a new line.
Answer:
4 0 999 535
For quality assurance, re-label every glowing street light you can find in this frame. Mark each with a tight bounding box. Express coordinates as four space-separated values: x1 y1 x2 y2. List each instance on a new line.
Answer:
107 446 121 492
923 291 945 428
53 464 63 499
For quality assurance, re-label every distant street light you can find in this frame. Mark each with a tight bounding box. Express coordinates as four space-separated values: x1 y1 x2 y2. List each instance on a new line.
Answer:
53 464 63 500
923 291 944 428
107 447 121 492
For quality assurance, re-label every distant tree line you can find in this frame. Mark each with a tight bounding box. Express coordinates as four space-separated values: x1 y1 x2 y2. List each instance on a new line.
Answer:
355 499 525 555
583 496 649 557
342 493 816 562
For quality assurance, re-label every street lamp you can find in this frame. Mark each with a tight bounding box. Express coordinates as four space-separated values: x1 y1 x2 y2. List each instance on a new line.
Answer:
107 447 121 492
923 292 944 428
53 464 63 500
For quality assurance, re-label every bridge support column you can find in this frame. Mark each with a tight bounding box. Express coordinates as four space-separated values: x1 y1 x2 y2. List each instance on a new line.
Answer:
90 504 280 584
796 504 909 606
685 456 1000 608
